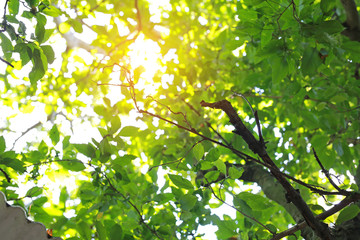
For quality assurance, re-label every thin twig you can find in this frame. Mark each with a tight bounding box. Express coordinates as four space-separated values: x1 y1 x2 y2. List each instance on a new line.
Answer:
0 56 14 68
134 0 142 31
104 64 349 197
233 91 265 146
312 148 346 194
11 122 41 150
182 98 232 146
140 101 345 196
11 111 59 150
97 82 131 88
0 167 11 182
103 173 164 240
26 159 85 167
272 194 360 240
147 95 193 129
148 139 205 171
207 183 276 235
107 0 142 56
89 0 106 12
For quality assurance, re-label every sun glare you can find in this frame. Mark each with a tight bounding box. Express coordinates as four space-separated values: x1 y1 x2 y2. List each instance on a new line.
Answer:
106 33 165 106
127 33 164 95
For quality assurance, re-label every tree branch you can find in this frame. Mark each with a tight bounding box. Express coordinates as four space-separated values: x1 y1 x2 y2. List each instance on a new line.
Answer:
207 183 276 235
103 173 164 240
201 99 334 240
0 167 11 183
313 148 346 194
341 0 360 30
0 56 14 68
341 0 360 41
272 194 360 240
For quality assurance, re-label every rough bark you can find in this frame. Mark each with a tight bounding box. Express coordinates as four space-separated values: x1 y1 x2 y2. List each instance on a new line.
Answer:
201 100 334 239
341 0 360 41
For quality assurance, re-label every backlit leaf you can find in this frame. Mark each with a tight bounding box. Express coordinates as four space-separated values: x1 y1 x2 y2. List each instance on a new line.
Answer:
49 124 60 145
168 174 194 190
119 126 139 137
192 143 204 161
336 204 360 225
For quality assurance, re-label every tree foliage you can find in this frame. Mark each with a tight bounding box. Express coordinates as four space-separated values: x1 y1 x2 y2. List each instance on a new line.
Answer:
0 0 360 239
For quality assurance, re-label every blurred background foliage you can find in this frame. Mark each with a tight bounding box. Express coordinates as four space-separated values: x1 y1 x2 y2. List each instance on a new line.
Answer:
0 0 359 239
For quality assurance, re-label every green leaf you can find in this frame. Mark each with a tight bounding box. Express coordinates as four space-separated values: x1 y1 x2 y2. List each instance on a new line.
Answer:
57 159 86 172
180 211 193 221
237 192 273 210
228 166 244 179
271 56 288 85
321 0 336 14
42 5 62 17
168 174 194 190
179 194 197 211
49 124 60 145
59 187 69 204
330 93 348 103
99 139 112 157
266 224 277 233
26 186 43 197
233 198 253 216
43 28 55 43
62 136 71 150
243 0 265 6
237 9 258 21
0 33 13 59
33 196 48 207
74 143 96 158
205 148 220 162
0 157 25 173
14 43 31 66
261 25 273 47
134 66 146 82
69 19 83 33
35 14 47 43
119 126 139 137
215 218 237 239
342 41 360 61
200 161 213 170
95 221 107 240
29 48 46 84
336 204 360 225
40 45 55 64
204 170 220 183
112 154 137 166
109 116 121 134
311 134 328 151
301 47 322 76
0 136 5 153
18 21 27 35
192 143 204 161
214 159 226 175
109 224 124 240
77 221 91 239
255 40 283 63
318 20 344 34
302 110 320 130
9 0 20 15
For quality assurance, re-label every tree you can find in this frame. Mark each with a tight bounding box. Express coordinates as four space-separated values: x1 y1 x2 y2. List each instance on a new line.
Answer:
0 0 359 239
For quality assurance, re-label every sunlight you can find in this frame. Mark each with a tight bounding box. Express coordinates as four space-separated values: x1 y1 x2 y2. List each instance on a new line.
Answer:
127 33 163 95
106 33 164 105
